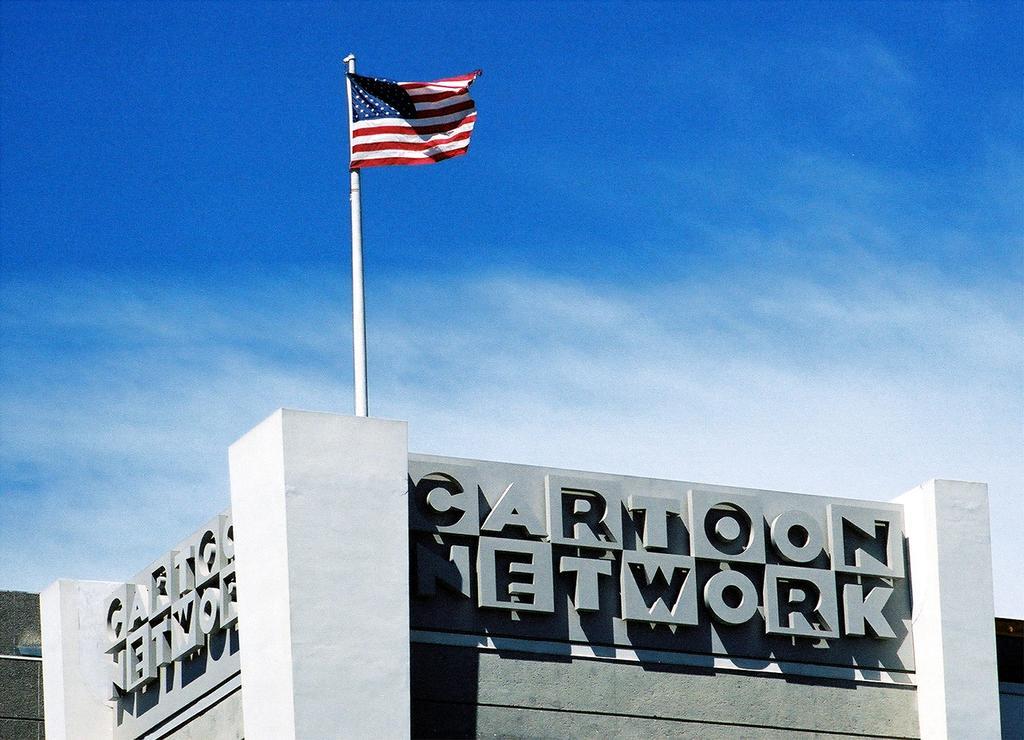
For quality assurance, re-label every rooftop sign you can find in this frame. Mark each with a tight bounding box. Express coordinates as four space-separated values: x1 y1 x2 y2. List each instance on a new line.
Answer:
408 455 915 676
101 513 239 738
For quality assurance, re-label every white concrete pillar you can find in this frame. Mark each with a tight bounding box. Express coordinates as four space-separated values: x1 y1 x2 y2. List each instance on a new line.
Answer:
897 479 1001 739
40 578 119 740
228 409 410 739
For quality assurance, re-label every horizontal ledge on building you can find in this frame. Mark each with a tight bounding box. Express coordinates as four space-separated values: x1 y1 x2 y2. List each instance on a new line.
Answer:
410 629 916 686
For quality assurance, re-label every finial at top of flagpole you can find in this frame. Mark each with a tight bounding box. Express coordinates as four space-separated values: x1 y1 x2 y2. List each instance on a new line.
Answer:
343 53 355 64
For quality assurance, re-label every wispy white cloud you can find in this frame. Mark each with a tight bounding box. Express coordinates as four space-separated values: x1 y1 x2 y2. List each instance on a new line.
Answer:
807 44 915 135
373 262 1021 617
3 247 1019 613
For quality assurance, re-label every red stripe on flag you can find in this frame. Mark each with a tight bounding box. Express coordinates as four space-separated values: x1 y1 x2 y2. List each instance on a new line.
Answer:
351 147 470 169
406 89 466 103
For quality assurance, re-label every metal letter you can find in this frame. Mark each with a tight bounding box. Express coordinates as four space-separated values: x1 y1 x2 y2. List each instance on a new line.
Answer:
148 556 173 618
171 546 196 599
219 515 235 562
627 495 684 551
704 569 759 626
108 647 127 699
689 489 766 564
842 583 896 639
219 563 238 628
828 504 905 578
151 617 173 668
198 587 221 635
127 584 150 632
125 623 157 691
620 552 698 625
482 482 547 538
416 542 472 598
103 587 129 652
196 516 228 586
770 510 826 564
407 463 482 536
170 592 201 660
546 475 623 550
477 537 554 613
559 555 613 612
764 565 839 638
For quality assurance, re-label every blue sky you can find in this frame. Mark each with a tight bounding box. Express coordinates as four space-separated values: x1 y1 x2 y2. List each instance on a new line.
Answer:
1 2 1021 616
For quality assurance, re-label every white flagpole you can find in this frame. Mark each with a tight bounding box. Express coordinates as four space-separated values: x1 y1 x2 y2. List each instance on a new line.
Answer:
343 53 368 417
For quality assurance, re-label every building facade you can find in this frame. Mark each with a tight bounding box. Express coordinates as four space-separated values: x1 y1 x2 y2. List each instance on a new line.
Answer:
19 409 1024 738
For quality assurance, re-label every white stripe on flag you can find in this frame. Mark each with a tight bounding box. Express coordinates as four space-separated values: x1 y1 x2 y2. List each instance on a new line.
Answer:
350 140 471 162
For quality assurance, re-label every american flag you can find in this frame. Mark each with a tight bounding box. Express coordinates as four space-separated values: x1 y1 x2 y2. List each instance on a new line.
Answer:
347 70 481 169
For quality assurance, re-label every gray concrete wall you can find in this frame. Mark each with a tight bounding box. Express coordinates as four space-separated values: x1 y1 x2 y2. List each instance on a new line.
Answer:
161 689 243 740
416 704 899 739
0 591 44 739
410 643 920 739
0 659 44 740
